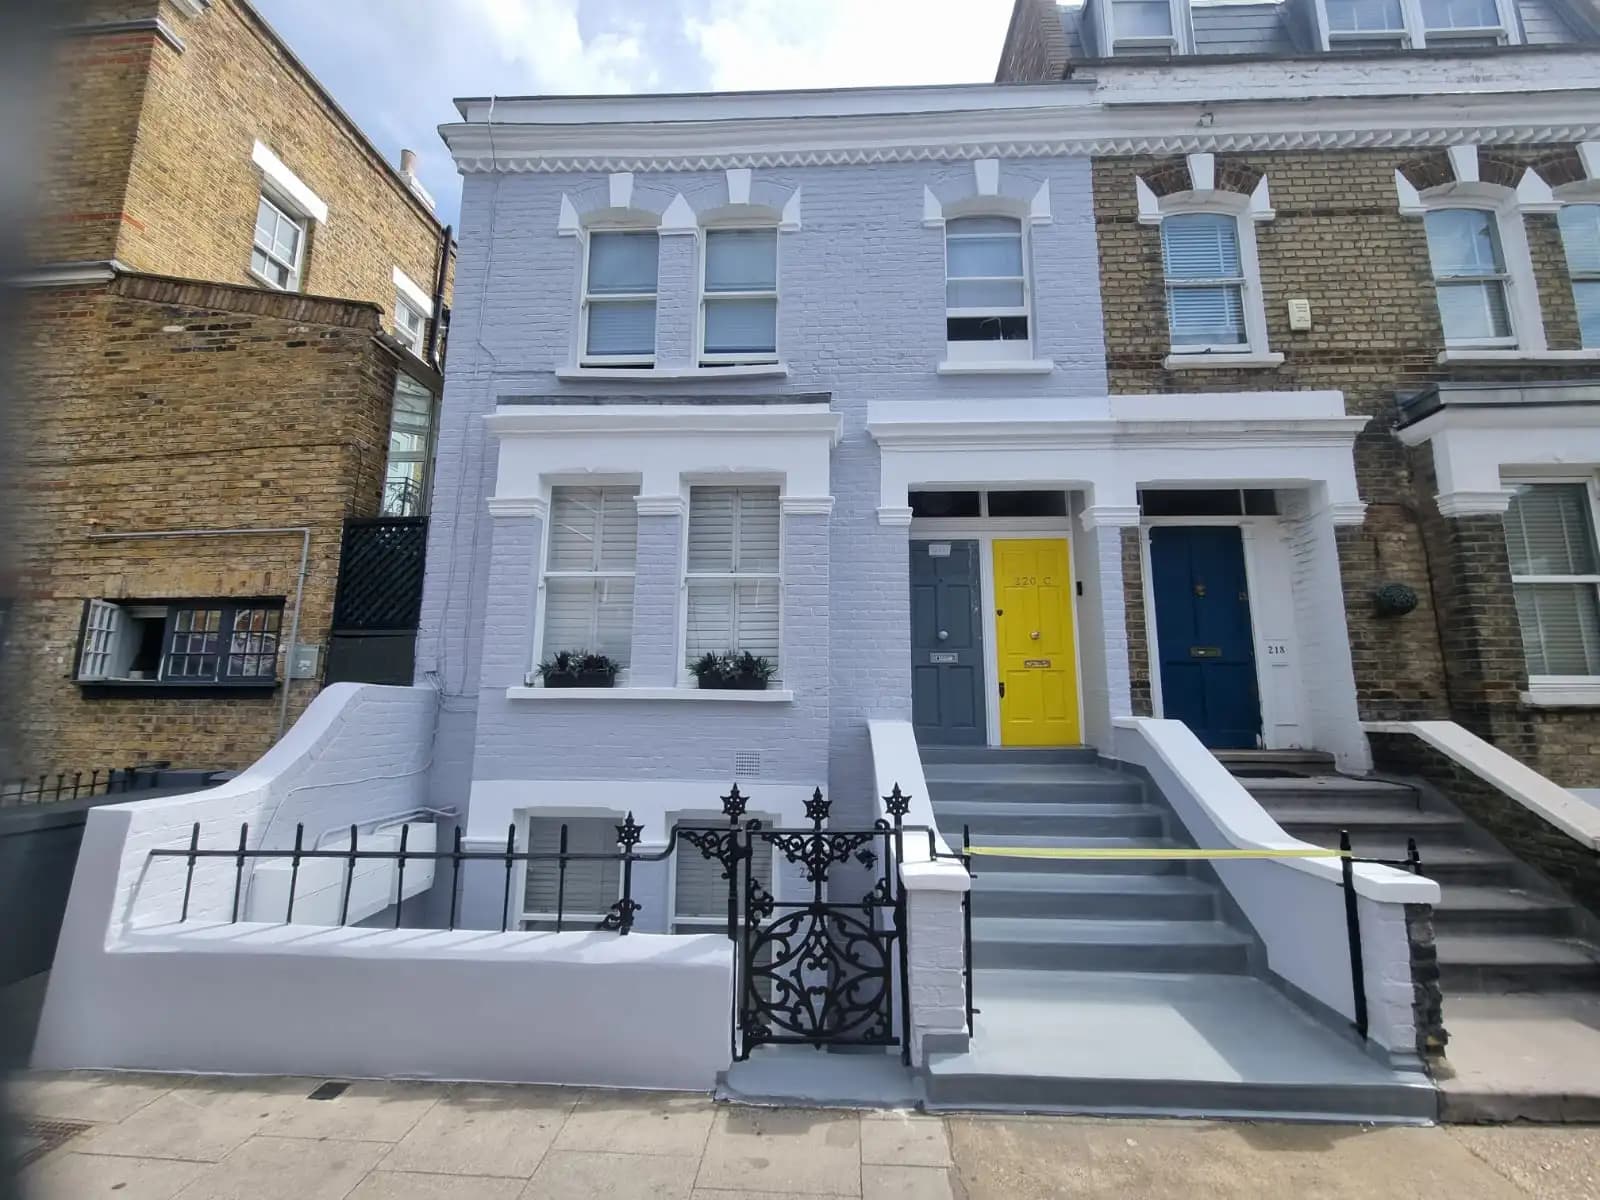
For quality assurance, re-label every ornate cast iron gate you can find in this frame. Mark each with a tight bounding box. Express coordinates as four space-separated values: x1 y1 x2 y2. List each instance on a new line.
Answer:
682 786 911 1062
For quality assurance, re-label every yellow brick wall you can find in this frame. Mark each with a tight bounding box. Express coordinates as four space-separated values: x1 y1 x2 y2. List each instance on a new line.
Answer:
7 276 401 773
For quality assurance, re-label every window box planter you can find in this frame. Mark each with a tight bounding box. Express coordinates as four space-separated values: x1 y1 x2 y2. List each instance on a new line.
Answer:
696 675 770 691
690 651 778 692
545 671 617 689
535 651 621 690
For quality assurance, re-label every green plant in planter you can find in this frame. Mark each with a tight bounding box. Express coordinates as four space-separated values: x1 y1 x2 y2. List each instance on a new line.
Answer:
537 649 620 688
691 651 777 690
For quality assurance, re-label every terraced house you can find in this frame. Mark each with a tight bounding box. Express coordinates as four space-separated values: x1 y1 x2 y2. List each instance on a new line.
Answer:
31 0 1600 1123
10 0 453 777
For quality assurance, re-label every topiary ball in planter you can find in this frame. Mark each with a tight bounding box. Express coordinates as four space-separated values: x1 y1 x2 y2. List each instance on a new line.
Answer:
1372 582 1419 618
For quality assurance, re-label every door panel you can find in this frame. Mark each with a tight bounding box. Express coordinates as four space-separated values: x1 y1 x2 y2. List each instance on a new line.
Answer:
1149 526 1261 750
994 539 1080 746
910 540 985 745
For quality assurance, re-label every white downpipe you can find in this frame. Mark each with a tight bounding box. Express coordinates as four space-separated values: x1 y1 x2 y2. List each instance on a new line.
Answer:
86 526 314 740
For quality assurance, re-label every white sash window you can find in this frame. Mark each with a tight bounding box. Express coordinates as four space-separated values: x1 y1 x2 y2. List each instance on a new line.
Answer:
542 486 639 665
684 486 781 668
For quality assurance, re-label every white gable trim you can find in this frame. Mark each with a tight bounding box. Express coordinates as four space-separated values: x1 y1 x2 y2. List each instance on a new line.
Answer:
251 141 327 224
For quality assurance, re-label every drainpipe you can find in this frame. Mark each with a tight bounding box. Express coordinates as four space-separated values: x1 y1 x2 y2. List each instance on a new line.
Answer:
427 223 452 370
85 526 313 740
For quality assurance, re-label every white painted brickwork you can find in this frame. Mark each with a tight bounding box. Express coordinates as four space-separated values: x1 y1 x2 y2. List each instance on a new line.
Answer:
906 889 970 1064
418 157 1109 806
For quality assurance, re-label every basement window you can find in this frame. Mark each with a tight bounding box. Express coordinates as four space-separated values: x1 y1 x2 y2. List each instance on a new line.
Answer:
76 599 284 689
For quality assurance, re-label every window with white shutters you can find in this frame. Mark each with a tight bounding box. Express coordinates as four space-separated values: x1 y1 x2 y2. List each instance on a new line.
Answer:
701 229 779 365
542 486 639 666
582 231 658 367
1504 481 1600 678
684 486 781 669
1162 213 1248 350
672 830 775 932
521 817 622 930
1559 205 1600 350
1424 209 1515 348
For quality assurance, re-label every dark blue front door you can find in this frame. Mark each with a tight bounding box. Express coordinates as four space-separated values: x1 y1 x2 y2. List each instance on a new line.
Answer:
1149 527 1261 750
911 540 986 746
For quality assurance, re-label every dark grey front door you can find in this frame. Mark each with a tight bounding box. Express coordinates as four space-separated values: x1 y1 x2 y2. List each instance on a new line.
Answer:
911 539 986 746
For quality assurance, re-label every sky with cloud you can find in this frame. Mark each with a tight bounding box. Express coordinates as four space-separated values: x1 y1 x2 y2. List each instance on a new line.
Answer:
250 0 1017 226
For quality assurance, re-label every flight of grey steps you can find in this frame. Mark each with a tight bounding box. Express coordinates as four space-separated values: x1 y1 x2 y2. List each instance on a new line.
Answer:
1238 771 1600 992
923 746 1255 976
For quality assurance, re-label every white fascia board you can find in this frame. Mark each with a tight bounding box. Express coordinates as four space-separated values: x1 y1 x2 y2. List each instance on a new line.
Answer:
486 404 843 443
443 64 1600 172
251 140 328 224
392 267 433 317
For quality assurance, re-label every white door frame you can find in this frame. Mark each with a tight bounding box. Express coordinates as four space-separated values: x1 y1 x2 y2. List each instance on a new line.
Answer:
909 519 1086 748
1138 515 1304 750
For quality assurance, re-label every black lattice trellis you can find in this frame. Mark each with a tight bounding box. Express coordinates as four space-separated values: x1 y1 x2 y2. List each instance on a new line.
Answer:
332 517 428 631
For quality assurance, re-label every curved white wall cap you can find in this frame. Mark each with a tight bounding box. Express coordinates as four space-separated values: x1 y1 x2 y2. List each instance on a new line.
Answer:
1113 717 1438 904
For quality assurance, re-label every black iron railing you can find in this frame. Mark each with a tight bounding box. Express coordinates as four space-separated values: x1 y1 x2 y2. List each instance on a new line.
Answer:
0 766 163 808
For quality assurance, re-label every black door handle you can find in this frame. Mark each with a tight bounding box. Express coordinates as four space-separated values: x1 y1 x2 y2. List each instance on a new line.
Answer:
998 681 1005 699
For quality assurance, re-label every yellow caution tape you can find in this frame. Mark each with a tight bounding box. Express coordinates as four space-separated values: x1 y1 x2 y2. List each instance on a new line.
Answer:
965 846 1348 861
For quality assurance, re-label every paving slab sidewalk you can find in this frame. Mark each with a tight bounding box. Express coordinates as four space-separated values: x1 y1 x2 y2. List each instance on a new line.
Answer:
7 1072 1600 1199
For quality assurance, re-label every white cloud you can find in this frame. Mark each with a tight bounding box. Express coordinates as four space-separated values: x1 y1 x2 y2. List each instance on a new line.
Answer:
471 0 658 94
684 0 1011 92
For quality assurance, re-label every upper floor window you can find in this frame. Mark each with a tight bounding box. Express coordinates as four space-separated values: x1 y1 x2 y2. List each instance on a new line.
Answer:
582 232 658 368
394 297 426 355
1161 212 1248 351
1559 205 1600 349
1504 481 1600 679
1110 0 1177 51
382 375 435 518
1324 0 1511 48
1325 0 1407 44
945 216 1031 362
1420 0 1506 41
1424 208 1514 348
685 486 781 671
542 486 638 667
701 229 779 366
250 194 305 291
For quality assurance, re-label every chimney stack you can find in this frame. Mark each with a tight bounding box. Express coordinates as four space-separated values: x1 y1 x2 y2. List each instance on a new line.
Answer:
400 148 419 176
397 148 436 214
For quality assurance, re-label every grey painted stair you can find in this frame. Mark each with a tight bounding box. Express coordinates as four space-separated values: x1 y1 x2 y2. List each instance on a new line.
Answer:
933 799 1166 838
1243 771 1600 995
920 746 1100 766
965 834 1194 876
969 871 1218 921
972 916 1254 973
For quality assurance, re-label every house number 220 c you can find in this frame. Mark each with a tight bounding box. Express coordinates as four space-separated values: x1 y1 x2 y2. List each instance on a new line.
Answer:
1011 577 1054 587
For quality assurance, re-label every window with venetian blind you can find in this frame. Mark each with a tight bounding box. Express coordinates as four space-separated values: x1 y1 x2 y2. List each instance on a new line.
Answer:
684 486 781 670
1162 212 1248 351
1559 205 1600 350
1424 209 1515 347
521 817 621 930
1503 482 1600 679
542 486 638 666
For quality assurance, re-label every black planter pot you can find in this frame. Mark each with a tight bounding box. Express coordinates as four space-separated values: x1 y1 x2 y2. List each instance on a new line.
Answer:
545 671 616 688
696 675 770 691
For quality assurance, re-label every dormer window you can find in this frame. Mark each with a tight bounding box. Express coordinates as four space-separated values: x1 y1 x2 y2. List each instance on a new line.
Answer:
1421 0 1507 42
1319 0 1514 49
1110 0 1177 52
1325 0 1408 47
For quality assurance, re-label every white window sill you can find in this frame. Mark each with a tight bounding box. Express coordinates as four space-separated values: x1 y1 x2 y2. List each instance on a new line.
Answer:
1522 681 1600 708
506 685 794 703
936 359 1055 376
555 363 789 382
1162 351 1285 370
1438 349 1600 365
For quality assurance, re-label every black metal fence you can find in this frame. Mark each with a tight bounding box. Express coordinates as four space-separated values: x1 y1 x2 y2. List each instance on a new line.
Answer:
147 783 957 1062
0 767 163 808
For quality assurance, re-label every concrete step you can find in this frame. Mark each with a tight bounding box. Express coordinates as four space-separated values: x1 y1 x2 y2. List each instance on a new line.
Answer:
1433 886 1577 936
1323 836 1517 879
1264 808 1467 837
923 762 1137 786
925 969 1436 1122
932 799 1167 839
965 834 1193 876
919 746 1101 766
1238 776 1422 811
969 872 1219 921
1436 934 1600 992
927 778 1146 807
971 916 1253 974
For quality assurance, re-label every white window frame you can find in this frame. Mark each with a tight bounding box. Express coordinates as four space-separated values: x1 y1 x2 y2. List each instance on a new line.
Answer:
1154 194 1274 362
518 814 623 931
537 484 639 673
249 192 307 292
680 484 784 682
1314 0 1518 50
1100 0 1186 54
1422 203 1523 350
1504 475 1600 688
698 224 781 368
1558 201 1600 350
394 295 426 354
579 229 659 369
943 212 1035 364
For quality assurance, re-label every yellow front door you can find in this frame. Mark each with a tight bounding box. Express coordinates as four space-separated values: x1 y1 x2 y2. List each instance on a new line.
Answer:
994 539 1080 746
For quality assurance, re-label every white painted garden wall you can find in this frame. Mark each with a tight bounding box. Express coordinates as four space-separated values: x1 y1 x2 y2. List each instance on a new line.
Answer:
33 683 734 1090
